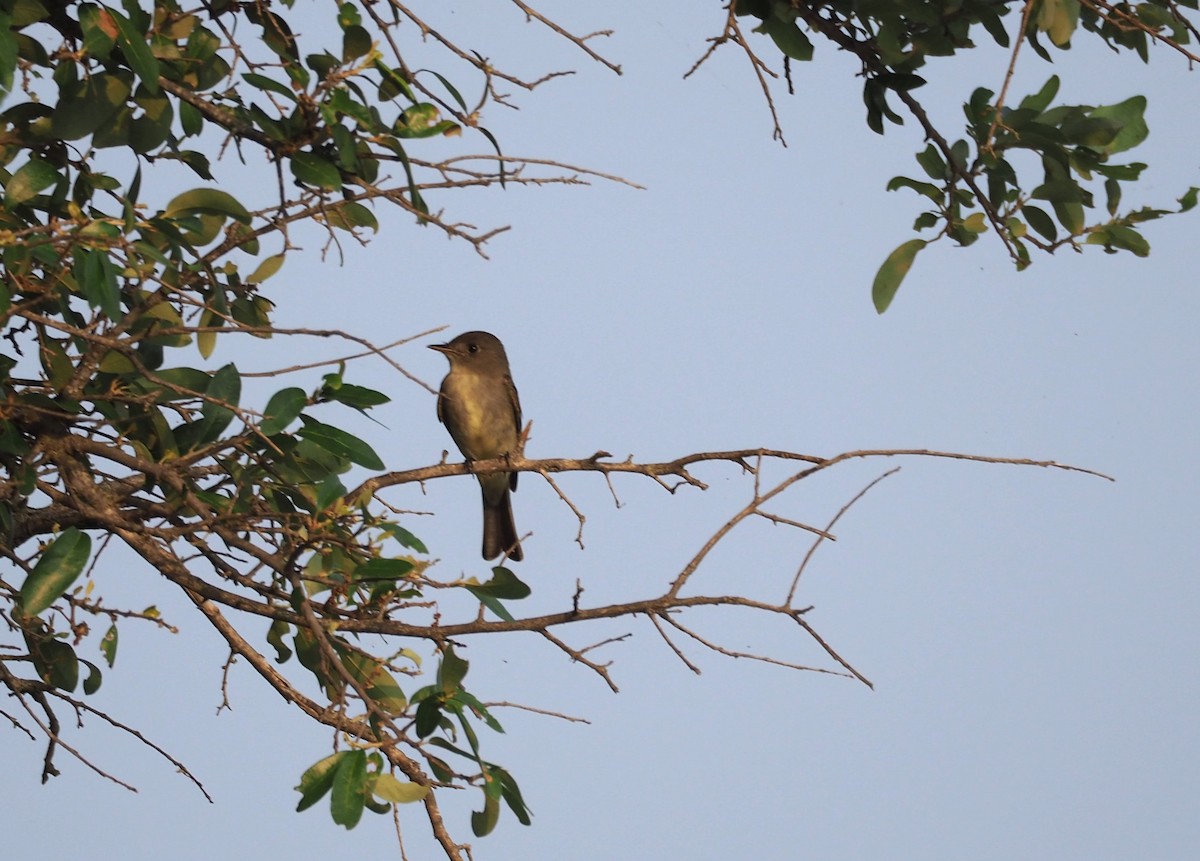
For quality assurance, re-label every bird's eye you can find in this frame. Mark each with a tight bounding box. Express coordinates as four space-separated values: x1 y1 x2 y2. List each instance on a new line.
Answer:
468 343 479 354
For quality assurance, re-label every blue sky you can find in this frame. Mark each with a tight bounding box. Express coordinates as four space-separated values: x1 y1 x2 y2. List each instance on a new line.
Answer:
4 4 1198 860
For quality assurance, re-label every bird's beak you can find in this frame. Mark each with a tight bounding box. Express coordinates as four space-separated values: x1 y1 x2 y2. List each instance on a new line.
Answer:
428 343 453 355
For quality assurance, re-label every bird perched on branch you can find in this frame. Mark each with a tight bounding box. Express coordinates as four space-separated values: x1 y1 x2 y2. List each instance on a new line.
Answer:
430 331 524 561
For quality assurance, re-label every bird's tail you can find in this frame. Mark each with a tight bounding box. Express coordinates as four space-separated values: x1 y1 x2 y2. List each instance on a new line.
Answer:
482 488 522 562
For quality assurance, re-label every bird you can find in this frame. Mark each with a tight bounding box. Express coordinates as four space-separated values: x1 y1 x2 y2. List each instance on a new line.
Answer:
429 331 524 561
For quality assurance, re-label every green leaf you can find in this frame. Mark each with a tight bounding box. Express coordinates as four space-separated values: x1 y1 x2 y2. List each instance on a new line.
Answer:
82 659 103 695
52 73 131 140
414 696 443 738
291 152 343 190
328 383 390 411
20 528 92 617
30 635 79 691
179 99 203 136
242 72 297 102
75 248 122 320
759 16 813 62
472 790 501 837
352 558 414 582
1037 0 1080 46
297 418 385 469
321 201 379 233
196 362 241 443
915 144 945 181
872 239 926 314
260 386 307 435
962 213 988 234
1179 187 1199 213
1023 205 1058 241
1052 200 1085 236
467 567 531 601
438 646 468 693
495 765 532 825
886 175 942 203
342 25 372 61
465 567 531 621
331 749 368 828
340 649 408 713
247 253 285 283
100 623 118 667
1087 225 1150 257
5 157 60 207
0 12 17 94
1031 179 1090 204
248 5 300 63
479 125 507 188
108 7 160 93
267 619 292 663
1104 177 1121 216
164 188 252 223
1019 76 1060 114
197 316 218 360
314 475 347 510
381 523 428 554
1090 96 1148 155
370 774 430 804
296 752 349 812
912 211 939 231
373 59 416 102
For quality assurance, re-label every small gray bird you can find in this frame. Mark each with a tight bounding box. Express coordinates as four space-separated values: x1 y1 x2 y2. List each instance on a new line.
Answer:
429 331 524 562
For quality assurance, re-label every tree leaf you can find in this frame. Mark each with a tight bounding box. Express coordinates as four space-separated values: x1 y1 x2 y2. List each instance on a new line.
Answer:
28 634 79 691
20 528 92 617
321 201 379 233
267 619 292 663
195 362 241 444
297 418 385 469
760 17 813 62
1023 205 1058 241
1019 76 1060 114
330 749 368 828
471 788 501 836
872 239 926 314
260 386 307 435
0 11 17 94
915 144 945 181
466 567 531 601
82 659 103 694
164 188 252 223
291 152 343 189
51 73 131 140
108 7 160 93
380 523 428 554
342 24 372 61
437 646 468 693
242 72 297 102
886 175 942 202
1090 96 1148 155
327 383 390 411
352 558 414 582
100 623 118 667
1179 187 1199 213
247 253 285 283
370 773 430 804
296 752 349 812
5 157 61 207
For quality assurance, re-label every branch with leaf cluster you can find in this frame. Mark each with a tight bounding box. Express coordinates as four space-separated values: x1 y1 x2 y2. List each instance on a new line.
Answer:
701 0 1200 310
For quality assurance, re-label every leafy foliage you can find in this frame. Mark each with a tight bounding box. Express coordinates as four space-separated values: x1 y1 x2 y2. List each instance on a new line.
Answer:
727 0 1199 310
0 0 530 846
